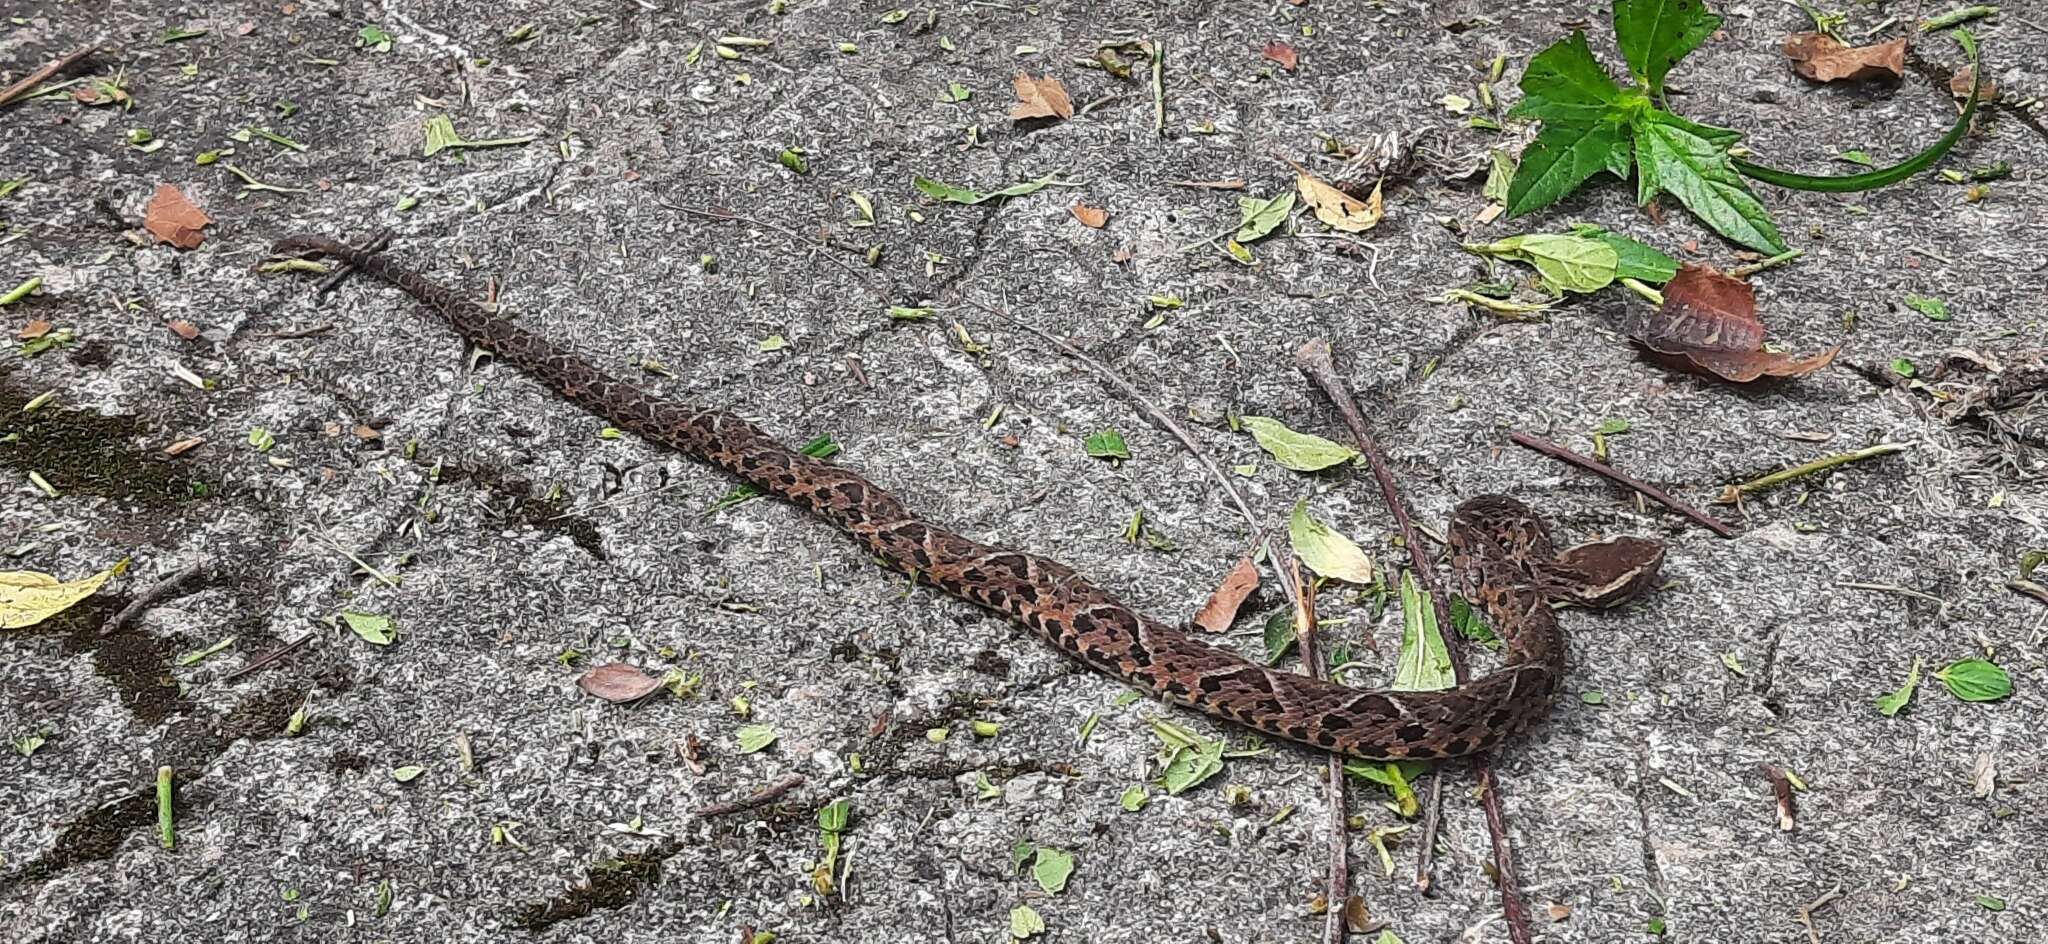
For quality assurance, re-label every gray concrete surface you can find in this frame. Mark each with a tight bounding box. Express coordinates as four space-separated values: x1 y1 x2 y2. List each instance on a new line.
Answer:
2 1 2044 942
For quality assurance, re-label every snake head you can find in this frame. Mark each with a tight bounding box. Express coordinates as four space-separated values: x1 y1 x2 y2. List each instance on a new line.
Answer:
1550 536 1666 608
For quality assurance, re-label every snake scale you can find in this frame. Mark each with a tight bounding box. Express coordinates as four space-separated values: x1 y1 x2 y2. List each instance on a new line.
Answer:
274 234 1663 760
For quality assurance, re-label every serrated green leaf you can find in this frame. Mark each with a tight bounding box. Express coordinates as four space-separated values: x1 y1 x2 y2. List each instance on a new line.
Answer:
1030 847 1075 894
1506 117 1631 217
1634 112 1787 254
1289 502 1374 584
1612 0 1722 95
1509 31 1624 125
1464 233 1619 294
1936 659 2012 702
1568 224 1681 283
342 611 394 645
1238 415 1357 471
1875 656 1921 716
1234 191 1296 242
1394 572 1454 692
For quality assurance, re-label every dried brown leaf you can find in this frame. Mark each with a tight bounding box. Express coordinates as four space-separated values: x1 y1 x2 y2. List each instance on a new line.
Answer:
1631 264 1840 383
19 319 51 340
1009 73 1072 121
1948 65 1998 102
167 319 200 340
1070 203 1108 228
1262 42 1298 72
577 662 665 703
144 184 211 249
1782 33 1904 83
162 436 206 456
1192 556 1260 633
1341 895 1372 933
1295 171 1382 233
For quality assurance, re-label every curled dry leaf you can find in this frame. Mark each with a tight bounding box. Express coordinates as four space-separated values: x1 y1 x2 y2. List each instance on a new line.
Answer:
1287 157 1382 233
1629 264 1840 383
577 662 665 703
1070 203 1108 228
1192 556 1259 633
167 319 201 340
144 183 212 249
1262 42 1298 72
1009 73 1073 121
20 319 51 340
1782 33 1905 83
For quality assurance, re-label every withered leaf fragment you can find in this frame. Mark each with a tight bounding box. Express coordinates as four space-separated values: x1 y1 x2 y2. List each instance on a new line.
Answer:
144 184 212 249
1009 73 1073 121
577 662 665 703
1192 557 1260 633
1629 264 1840 383
1782 33 1905 84
1262 43 1298 72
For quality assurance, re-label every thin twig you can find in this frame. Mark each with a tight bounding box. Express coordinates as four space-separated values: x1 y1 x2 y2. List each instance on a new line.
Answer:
219 633 314 682
2007 579 2048 608
1727 248 1805 278
1715 443 1909 504
315 229 394 296
1794 884 1841 944
99 560 208 636
966 297 1346 944
1508 431 1735 537
1296 339 1533 944
0 39 99 108
693 774 806 818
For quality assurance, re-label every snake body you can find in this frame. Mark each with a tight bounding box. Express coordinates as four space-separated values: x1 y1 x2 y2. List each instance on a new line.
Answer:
273 235 1660 760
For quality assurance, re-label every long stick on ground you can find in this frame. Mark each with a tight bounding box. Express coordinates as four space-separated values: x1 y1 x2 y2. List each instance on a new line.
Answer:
1294 339 1535 944
0 39 99 108
968 298 1349 944
1507 431 1734 537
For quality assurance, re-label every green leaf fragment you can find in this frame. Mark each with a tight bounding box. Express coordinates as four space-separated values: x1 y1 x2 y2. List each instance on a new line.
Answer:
1464 233 1619 294
1238 415 1357 471
1083 429 1129 460
1568 224 1680 282
1234 191 1296 242
1875 656 1921 716
1119 785 1148 812
391 765 424 782
1581 691 1607 705
1261 610 1296 666
1936 659 2011 702
1010 904 1046 938
1612 0 1721 95
342 611 394 645
1394 572 1454 692
1030 847 1075 894
1976 895 2006 911
913 173 1058 206
1447 594 1500 650
1289 502 1375 584
736 724 779 753
1903 294 1950 321
1506 118 1631 218
1160 737 1225 795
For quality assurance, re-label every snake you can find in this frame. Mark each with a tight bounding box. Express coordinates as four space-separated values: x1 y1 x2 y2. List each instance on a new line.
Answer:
271 234 1665 761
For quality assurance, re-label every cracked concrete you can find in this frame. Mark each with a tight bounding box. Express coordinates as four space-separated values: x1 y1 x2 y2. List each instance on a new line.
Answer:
2 2 2045 943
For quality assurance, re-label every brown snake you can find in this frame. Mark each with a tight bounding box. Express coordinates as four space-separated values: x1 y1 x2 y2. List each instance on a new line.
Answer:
273 235 1664 760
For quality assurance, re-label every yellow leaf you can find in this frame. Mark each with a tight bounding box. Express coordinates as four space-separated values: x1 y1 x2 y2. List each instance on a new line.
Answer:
1294 172 1382 233
0 565 117 629
1289 502 1374 584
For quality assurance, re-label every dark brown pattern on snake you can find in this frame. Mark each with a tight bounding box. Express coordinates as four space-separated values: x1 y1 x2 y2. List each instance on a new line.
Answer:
272 235 1664 760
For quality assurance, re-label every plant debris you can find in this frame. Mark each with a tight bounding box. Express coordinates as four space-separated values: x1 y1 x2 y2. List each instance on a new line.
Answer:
1289 502 1374 585
1262 42 1299 72
0 565 118 629
1292 165 1383 233
1782 33 1906 83
144 184 211 248
1627 264 1841 383
1192 557 1260 632
1009 73 1072 120
578 663 665 703
1070 203 1108 228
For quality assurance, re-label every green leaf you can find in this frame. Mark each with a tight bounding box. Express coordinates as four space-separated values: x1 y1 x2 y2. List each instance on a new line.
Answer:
1083 428 1129 460
391 765 424 782
1447 594 1501 650
1568 224 1681 283
736 724 779 753
1010 904 1047 938
777 147 808 174
1464 233 1619 294
1936 659 2012 702
1875 656 1921 716
1394 572 1455 692
1482 149 1516 204
1735 29 1983 193
1289 502 1375 584
1976 895 2006 912
1891 357 1917 378
1836 150 1875 167
1509 31 1624 125
1261 610 1296 666
1234 191 1296 242
1118 784 1148 812
1344 760 1427 817
817 798 851 832
1238 415 1357 471
1030 847 1075 894
1903 294 1950 321
248 427 276 452
1506 117 1631 217
1596 417 1632 435
1634 111 1787 254
422 115 462 157
912 172 1058 206
1160 737 1225 795
1612 0 1722 95
342 611 394 646
1581 690 1608 705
